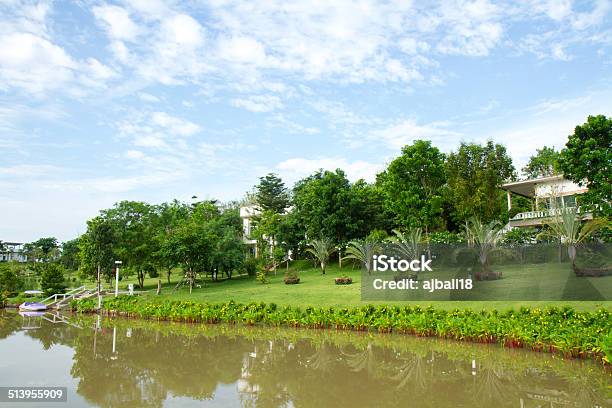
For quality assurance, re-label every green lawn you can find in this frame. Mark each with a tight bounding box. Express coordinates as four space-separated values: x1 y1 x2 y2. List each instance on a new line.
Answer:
106 260 612 311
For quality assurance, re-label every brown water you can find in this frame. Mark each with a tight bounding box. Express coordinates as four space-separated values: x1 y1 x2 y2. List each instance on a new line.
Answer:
0 310 610 407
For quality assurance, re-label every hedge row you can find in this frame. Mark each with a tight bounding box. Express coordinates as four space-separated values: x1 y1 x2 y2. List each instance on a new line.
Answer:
73 296 612 363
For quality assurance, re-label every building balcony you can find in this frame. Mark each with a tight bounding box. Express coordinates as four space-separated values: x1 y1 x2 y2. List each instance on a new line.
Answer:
509 206 592 227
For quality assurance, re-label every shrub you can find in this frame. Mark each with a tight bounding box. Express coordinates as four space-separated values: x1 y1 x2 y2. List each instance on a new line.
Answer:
74 297 612 362
243 257 258 277
503 228 537 245
41 263 66 297
284 270 300 284
256 270 269 284
0 264 24 295
334 276 352 285
428 231 463 244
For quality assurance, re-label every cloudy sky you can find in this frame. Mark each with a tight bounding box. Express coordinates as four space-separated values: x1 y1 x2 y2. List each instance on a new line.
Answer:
1 0 611 242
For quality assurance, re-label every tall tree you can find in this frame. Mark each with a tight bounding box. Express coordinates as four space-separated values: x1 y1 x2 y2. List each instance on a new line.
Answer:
255 173 290 213
79 216 115 291
59 238 81 271
24 237 59 262
559 115 611 216
151 200 191 283
293 169 382 244
445 141 515 227
101 201 155 289
377 140 445 233
522 146 561 179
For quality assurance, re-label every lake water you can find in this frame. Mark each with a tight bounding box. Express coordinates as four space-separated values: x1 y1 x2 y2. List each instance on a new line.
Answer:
0 310 610 407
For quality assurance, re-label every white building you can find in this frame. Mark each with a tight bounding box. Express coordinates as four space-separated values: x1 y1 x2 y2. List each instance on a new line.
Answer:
239 205 259 256
501 175 590 229
0 242 28 262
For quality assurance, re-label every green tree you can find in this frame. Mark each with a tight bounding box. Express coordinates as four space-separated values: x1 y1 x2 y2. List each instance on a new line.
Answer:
293 169 383 244
101 201 156 289
464 217 505 278
559 115 612 216
255 173 290 213
79 216 116 291
252 210 284 271
0 263 24 295
445 141 515 227
342 240 379 274
378 140 445 233
24 237 59 262
59 238 81 271
152 200 191 283
40 263 66 296
543 207 608 273
305 238 336 274
522 146 560 179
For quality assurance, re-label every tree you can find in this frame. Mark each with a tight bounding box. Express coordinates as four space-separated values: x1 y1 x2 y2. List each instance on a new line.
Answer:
79 216 115 293
101 201 156 289
293 169 383 244
152 200 191 283
445 141 515 227
252 210 283 272
0 263 24 295
255 173 290 213
59 238 81 271
378 140 445 233
522 146 560 179
342 240 379 274
41 263 66 296
305 238 336 274
208 208 244 279
463 217 505 279
24 237 59 262
559 115 612 216
543 207 608 273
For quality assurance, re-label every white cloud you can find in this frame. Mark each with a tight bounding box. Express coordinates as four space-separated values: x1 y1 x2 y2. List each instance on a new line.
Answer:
151 112 201 136
370 119 461 151
277 157 383 183
0 32 76 93
231 95 283 112
219 36 267 65
93 5 140 41
138 92 161 103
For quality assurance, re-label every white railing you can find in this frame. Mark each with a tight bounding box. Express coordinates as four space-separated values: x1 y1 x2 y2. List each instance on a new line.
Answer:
511 206 589 221
42 286 85 305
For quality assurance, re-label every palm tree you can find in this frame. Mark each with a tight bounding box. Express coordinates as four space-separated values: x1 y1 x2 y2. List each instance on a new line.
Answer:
544 207 608 273
305 238 336 274
390 228 422 260
342 240 379 274
464 217 505 278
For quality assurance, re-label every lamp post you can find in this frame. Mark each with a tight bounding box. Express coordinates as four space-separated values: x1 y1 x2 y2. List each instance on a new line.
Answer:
114 260 122 297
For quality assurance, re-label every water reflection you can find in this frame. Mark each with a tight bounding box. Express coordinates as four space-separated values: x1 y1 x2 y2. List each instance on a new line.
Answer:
0 310 610 407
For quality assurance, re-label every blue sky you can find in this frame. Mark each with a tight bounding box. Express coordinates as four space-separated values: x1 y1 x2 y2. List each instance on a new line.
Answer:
1 0 611 242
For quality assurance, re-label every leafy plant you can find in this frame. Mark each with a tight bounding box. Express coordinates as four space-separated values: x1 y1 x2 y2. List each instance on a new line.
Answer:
256 270 269 284
342 240 378 274
41 263 66 297
463 217 507 279
305 238 336 274
543 207 609 272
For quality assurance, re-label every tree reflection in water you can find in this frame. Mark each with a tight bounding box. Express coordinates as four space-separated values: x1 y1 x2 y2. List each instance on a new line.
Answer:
0 311 609 408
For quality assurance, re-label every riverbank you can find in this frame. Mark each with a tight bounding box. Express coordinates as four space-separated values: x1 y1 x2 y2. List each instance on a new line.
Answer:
73 295 612 364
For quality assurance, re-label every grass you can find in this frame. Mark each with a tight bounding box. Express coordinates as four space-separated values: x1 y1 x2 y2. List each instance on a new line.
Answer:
103 260 611 311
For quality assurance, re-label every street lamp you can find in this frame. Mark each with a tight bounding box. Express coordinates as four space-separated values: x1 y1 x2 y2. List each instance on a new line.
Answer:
114 260 122 297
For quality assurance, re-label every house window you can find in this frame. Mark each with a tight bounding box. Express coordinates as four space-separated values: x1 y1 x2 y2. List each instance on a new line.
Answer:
563 195 576 207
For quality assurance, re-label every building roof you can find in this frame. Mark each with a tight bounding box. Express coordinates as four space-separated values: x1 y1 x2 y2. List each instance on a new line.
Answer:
501 175 565 198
